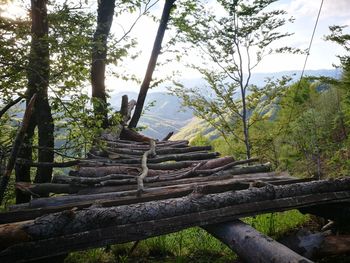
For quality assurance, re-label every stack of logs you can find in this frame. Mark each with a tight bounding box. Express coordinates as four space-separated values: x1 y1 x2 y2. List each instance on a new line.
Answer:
1 136 350 262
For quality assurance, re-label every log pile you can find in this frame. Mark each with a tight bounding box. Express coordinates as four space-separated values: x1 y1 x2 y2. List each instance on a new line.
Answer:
1 128 350 261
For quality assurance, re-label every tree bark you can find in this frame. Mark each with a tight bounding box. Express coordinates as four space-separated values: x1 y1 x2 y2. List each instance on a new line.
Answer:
128 0 176 128
15 0 53 202
91 0 116 128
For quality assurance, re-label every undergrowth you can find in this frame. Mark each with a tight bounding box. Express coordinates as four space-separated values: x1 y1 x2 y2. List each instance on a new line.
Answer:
65 210 309 263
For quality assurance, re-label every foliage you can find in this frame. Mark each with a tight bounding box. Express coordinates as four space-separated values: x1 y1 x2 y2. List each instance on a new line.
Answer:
189 133 211 147
171 0 299 159
0 14 30 102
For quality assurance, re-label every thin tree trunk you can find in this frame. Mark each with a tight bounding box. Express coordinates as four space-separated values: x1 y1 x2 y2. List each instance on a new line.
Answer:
241 89 251 159
128 0 176 128
91 0 116 128
0 97 23 120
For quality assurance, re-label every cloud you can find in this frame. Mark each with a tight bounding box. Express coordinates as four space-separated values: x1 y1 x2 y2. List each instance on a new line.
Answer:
287 0 350 19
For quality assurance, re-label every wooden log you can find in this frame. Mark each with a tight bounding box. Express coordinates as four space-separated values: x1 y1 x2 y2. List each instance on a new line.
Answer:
2 177 350 246
5 178 313 224
204 220 313 263
145 152 221 164
104 140 189 150
208 162 271 176
196 158 259 175
103 139 189 146
147 161 199 170
71 166 173 178
17 172 270 199
13 178 318 220
53 174 137 185
162 131 173 141
15 182 82 196
119 127 153 142
13 172 288 201
16 159 79 168
80 152 220 165
1 190 350 262
1 180 252 224
81 173 302 193
26 172 284 209
105 145 212 156
76 160 200 169
70 166 142 177
0 94 36 204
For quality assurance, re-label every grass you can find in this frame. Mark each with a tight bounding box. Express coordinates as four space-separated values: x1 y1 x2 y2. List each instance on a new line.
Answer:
65 210 310 263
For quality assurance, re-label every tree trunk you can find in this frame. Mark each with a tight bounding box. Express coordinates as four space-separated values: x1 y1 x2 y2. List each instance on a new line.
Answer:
91 0 116 128
128 0 176 128
204 220 313 263
0 95 36 205
15 0 53 202
241 89 251 159
35 95 54 185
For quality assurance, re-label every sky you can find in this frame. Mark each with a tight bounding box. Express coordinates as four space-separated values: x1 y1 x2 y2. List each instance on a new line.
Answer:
1 0 349 93
106 0 350 93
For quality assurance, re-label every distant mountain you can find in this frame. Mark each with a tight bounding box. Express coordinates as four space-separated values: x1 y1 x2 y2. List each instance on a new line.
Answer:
4 69 337 141
110 69 340 140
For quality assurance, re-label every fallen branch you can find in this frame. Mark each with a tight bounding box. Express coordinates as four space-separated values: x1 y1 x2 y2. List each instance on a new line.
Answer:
104 145 212 156
120 127 153 143
104 140 189 150
15 171 286 197
53 174 136 185
70 166 163 178
11 173 295 209
196 158 259 175
137 139 156 195
16 159 79 168
161 131 174 141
